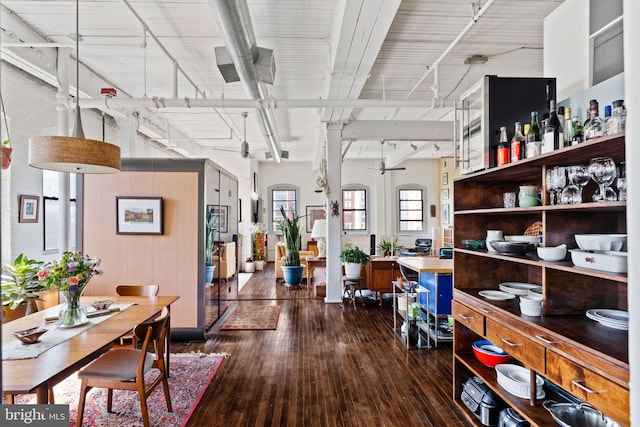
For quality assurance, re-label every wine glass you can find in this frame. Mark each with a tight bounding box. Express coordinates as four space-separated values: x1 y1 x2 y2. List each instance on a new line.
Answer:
588 157 617 202
617 161 627 201
553 167 566 204
545 168 563 205
561 165 591 204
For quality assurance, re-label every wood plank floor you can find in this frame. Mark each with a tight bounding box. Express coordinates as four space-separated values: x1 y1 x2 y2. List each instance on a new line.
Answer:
172 264 471 427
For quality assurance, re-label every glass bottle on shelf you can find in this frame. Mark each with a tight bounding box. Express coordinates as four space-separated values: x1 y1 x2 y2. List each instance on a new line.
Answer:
571 117 583 145
496 126 509 166
606 99 626 135
510 122 525 162
584 99 604 140
563 107 574 146
542 100 563 153
526 112 541 158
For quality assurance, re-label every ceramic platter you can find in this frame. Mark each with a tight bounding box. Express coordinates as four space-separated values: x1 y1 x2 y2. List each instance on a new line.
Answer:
478 290 516 301
499 282 542 296
586 309 629 330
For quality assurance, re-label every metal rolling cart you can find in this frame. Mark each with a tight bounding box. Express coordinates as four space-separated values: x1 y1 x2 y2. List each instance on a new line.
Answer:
392 279 431 350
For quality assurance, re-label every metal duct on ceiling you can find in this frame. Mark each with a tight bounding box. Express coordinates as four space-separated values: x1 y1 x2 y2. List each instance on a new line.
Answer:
209 0 282 162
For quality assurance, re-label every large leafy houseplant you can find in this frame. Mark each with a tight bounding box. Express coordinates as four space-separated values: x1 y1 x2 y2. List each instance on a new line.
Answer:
277 206 302 267
339 243 371 265
1 253 45 310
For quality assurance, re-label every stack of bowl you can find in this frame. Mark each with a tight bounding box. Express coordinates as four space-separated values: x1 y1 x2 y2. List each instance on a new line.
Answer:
519 294 543 316
472 340 511 367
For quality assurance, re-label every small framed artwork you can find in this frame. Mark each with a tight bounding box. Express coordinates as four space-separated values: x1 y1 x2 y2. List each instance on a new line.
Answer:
116 197 163 235
442 172 449 186
306 205 326 233
442 204 450 225
207 205 229 233
19 195 40 223
442 189 450 200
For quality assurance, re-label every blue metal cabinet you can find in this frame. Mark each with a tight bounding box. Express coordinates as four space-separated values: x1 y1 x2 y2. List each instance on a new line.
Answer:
418 272 453 346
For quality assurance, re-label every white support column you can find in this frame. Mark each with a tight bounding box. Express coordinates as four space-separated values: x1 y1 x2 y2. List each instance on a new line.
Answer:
324 123 343 303
56 48 70 252
115 116 137 157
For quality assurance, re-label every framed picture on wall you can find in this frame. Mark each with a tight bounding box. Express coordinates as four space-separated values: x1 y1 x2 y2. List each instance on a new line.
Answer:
207 205 229 233
306 205 326 233
116 197 163 234
442 204 450 225
442 189 449 200
442 172 449 186
19 195 40 223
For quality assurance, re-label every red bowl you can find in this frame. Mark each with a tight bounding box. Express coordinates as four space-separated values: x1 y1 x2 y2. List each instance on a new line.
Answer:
472 340 512 367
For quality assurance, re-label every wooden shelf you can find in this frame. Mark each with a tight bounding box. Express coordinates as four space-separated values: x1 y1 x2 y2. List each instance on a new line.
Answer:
452 132 628 425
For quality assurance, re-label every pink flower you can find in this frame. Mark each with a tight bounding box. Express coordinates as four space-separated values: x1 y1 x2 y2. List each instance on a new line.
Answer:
37 270 50 280
68 276 79 286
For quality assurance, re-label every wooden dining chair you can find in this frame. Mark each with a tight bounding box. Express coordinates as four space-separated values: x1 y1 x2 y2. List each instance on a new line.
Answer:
116 285 160 345
77 307 172 427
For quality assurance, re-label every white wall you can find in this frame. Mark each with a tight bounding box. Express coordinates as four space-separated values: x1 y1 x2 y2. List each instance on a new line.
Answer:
256 157 441 259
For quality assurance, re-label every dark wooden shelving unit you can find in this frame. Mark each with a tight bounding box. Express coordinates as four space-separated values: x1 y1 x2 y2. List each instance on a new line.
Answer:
452 134 629 426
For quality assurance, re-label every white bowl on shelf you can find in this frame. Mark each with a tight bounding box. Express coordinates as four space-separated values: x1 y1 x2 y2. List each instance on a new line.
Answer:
505 235 539 246
570 250 628 274
495 364 544 399
519 295 543 316
537 245 567 261
575 234 627 251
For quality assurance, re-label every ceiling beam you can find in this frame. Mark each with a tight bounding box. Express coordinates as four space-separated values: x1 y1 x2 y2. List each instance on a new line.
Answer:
341 120 453 141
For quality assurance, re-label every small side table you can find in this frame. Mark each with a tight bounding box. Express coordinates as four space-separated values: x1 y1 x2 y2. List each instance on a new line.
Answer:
342 276 363 309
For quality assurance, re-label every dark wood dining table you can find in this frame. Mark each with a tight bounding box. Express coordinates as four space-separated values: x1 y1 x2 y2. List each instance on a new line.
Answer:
2 295 179 404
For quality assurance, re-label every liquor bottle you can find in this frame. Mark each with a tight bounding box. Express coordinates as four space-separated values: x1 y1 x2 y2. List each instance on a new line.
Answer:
584 99 604 140
563 107 574 146
571 117 583 145
557 106 565 132
510 122 525 162
526 112 541 158
606 99 626 135
542 100 563 153
496 126 509 166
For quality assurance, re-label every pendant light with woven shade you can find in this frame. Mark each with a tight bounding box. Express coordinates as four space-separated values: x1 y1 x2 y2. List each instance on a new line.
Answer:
28 0 120 173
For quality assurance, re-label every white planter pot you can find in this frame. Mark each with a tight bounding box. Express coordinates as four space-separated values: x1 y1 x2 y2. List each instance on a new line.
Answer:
245 262 256 273
344 262 362 279
255 260 265 270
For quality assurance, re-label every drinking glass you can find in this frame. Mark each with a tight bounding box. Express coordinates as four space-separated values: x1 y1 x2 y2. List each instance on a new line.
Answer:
588 157 617 202
561 165 591 204
546 167 565 205
617 161 626 201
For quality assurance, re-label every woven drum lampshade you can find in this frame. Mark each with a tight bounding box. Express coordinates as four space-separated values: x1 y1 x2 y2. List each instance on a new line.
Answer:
29 135 121 173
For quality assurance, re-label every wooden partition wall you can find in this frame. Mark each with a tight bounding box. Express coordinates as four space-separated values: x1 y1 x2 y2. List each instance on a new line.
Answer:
81 158 237 340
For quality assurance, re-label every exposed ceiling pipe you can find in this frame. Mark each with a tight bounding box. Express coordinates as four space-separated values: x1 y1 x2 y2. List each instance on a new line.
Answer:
209 0 283 163
389 0 496 119
78 97 453 110
120 0 206 99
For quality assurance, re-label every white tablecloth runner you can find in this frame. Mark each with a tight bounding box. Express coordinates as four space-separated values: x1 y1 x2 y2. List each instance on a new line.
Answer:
2 303 134 360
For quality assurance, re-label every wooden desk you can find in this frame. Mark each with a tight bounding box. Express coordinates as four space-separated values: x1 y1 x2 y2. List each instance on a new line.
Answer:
305 257 326 296
2 295 178 403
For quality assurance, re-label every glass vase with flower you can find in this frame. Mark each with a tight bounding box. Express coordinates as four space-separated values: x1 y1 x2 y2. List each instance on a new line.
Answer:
37 251 102 327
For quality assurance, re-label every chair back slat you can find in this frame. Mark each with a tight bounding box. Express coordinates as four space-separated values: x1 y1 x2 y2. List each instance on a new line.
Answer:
116 285 160 297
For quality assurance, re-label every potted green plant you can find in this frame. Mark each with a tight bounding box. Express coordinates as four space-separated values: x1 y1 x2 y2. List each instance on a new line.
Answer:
2 254 46 321
254 245 264 270
1 139 12 170
339 243 370 278
277 206 304 286
377 238 404 257
205 208 219 283
245 257 255 273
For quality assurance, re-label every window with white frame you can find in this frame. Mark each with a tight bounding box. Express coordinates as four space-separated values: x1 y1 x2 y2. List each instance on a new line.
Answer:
342 186 367 231
43 171 77 252
269 185 298 233
398 185 425 232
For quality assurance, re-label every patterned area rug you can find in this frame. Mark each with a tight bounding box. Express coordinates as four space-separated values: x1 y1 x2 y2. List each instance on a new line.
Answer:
11 353 226 426
205 304 228 331
221 305 281 330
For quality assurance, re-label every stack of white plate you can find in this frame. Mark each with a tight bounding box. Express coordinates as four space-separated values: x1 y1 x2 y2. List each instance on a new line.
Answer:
586 309 629 330
499 282 542 296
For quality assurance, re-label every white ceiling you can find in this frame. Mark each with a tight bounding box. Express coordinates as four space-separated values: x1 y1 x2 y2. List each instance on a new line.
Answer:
0 0 564 166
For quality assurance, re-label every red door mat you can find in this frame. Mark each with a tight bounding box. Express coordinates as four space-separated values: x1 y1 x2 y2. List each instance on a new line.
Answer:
221 305 281 330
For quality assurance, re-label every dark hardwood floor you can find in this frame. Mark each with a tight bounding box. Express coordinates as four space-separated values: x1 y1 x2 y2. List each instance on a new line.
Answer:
173 263 470 427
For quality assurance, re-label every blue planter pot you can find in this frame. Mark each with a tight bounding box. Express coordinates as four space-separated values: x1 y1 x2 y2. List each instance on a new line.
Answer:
282 265 304 287
205 265 216 284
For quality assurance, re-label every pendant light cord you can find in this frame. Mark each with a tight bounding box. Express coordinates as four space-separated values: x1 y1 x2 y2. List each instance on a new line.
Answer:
72 0 85 139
